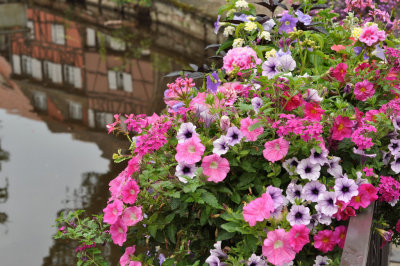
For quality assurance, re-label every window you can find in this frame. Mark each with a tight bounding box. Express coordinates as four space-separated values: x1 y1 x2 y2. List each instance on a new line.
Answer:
27 20 34 39
51 24 65 45
21 55 32 75
105 35 125 51
107 71 132 92
33 91 47 111
31 58 42 80
63 65 82 88
86 28 96 47
44 61 63 84
69 101 83 121
12 54 21 74
95 112 114 130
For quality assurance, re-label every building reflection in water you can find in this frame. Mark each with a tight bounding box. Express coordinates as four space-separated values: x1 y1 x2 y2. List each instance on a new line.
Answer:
0 1 215 265
0 140 9 226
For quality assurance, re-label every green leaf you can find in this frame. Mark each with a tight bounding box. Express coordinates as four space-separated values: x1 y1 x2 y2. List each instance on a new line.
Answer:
221 222 241 233
272 177 281 187
240 161 257 173
217 230 236 241
167 224 177 243
248 122 263 132
231 192 241 204
148 225 158 238
201 191 222 209
237 102 253 112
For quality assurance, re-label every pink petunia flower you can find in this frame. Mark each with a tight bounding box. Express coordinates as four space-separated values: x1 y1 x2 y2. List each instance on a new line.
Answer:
331 115 353 141
240 117 264 141
122 206 143 226
175 136 205 164
121 179 140 204
120 245 136 266
262 229 296 266
110 219 127 246
288 224 310 253
304 102 325 121
201 154 230 183
314 230 336 253
331 63 347 82
354 80 375 101
103 199 124 225
263 138 290 162
243 193 275 226
349 188 371 210
333 225 347 249
359 25 386 46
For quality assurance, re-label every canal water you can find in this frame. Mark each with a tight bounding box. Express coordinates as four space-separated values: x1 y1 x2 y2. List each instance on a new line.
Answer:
0 1 216 265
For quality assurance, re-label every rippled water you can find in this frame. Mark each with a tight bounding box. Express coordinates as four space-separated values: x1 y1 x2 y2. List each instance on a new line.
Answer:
0 1 213 265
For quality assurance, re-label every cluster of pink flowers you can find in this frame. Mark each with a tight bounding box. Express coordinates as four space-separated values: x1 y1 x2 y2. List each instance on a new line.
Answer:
378 176 400 205
104 157 143 246
272 114 323 143
262 226 309 265
240 117 264 141
120 245 141 266
351 124 376 150
222 47 262 74
354 79 375 101
314 226 347 252
164 77 196 109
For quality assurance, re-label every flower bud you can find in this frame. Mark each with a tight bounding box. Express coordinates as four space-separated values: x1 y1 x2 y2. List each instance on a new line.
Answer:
220 116 230 131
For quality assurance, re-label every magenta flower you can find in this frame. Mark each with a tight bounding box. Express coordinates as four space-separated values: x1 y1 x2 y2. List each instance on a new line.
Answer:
120 245 136 266
122 206 143 226
262 229 296 265
263 138 290 163
314 230 336 253
243 193 274 226
103 199 124 225
331 63 347 82
331 115 353 141
354 80 374 101
121 179 140 204
110 219 127 246
175 136 205 164
359 25 386 46
201 154 230 183
288 224 310 253
333 225 347 249
240 117 264 141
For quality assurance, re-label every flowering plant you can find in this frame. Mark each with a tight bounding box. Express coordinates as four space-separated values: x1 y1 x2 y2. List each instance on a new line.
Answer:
56 0 400 265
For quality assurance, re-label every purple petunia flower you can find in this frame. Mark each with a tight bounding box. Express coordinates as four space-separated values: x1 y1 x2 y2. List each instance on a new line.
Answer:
393 116 400 131
309 148 329 166
200 110 217 128
246 254 267 266
295 10 312 25
172 102 184 112
334 177 359 203
206 71 220 93
210 241 227 258
262 19 276 31
277 54 296 72
214 15 221 34
315 204 332 225
213 135 230 155
267 185 286 209
251 97 263 113
382 151 392 165
391 155 400 173
205 255 226 266
282 157 299 175
389 139 400 156
226 126 243 146
194 103 207 117
314 255 330 266
286 205 311 226
278 13 298 34
355 171 369 186
327 156 343 178
303 181 326 202
277 49 291 57
158 253 166 264
177 122 198 143
233 14 249 22
297 158 321 181
316 191 338 216
286 182 304 204
175 162 197 183
262 56 281 79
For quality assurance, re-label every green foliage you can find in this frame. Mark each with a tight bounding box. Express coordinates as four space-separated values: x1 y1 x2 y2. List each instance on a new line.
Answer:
54 210 111 266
